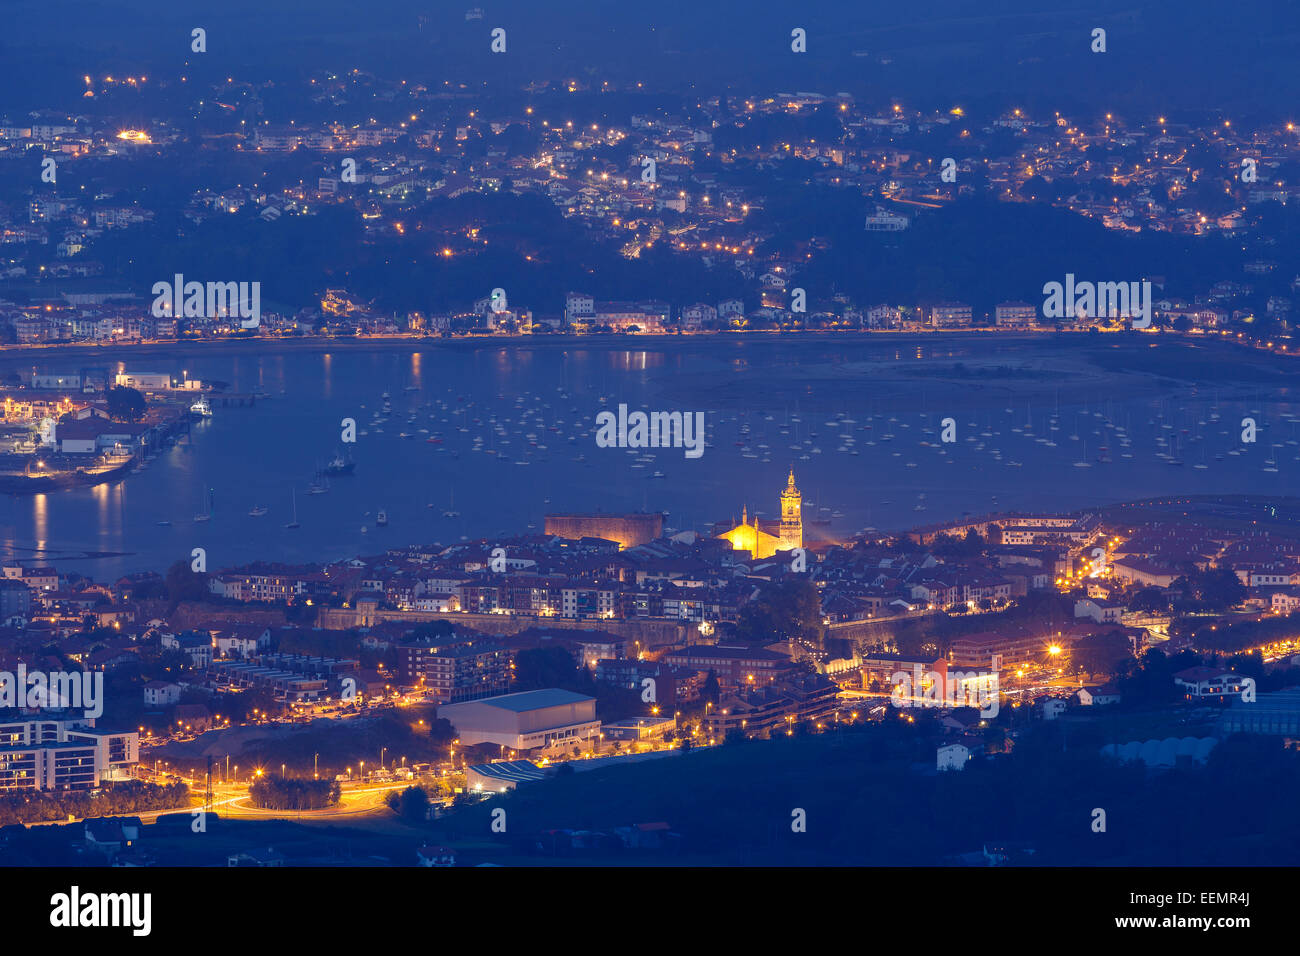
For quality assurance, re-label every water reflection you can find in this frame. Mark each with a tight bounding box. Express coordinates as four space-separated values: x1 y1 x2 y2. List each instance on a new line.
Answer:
0 340 1286 581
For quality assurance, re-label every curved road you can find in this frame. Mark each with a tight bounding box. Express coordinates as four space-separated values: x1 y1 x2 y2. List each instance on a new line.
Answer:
30 780 422 827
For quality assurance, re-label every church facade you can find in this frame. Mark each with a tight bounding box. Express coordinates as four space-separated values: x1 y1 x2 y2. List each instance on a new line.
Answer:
718 470 803 559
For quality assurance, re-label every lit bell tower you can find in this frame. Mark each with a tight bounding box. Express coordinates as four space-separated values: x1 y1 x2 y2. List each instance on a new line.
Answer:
779 468 802 551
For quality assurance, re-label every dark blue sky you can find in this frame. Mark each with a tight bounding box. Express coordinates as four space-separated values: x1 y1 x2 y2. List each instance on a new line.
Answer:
0 1 1294 118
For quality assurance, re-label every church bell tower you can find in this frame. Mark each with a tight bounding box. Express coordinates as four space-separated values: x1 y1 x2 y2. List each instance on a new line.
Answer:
779 468 802 552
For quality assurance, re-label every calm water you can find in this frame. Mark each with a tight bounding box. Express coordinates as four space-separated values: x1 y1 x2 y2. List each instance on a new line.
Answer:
1 337 1296 579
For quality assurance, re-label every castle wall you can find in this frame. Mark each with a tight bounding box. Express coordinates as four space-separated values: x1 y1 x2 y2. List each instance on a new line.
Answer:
544 512 663 549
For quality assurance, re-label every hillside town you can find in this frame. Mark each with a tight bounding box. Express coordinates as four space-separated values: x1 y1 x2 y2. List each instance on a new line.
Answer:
2 487 1298 830
2 79 1300 350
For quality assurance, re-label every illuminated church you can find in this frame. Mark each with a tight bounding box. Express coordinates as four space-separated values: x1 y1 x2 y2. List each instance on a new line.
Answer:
718 469 803 559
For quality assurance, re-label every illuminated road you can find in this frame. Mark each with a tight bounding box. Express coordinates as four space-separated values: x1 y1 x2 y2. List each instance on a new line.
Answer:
204 781 416 819
27 778 421 827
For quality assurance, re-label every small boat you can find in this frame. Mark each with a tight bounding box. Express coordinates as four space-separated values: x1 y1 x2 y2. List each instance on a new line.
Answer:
323 451 355 475
156 519 171 526
376 510 388 526
189 396 213 419
249 505 269 516
193 487 214 522
284 490 300 529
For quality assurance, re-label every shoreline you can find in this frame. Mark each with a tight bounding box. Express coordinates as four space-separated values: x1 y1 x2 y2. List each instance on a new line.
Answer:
0 329 1281 368
0 459 132 493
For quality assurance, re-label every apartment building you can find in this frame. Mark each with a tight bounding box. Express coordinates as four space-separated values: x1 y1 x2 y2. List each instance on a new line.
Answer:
0 719 138 792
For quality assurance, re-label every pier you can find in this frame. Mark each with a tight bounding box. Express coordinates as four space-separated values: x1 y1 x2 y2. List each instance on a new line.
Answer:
209 393 259 407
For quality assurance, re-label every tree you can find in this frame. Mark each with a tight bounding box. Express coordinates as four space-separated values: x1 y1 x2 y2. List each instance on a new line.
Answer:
1172 566 1247 611
155 648 192 676
701 669 721 708
1071 630 1133 677
250 776 338 811
734 577 824 646
983 724 1008 754
409 620 456 641
1128 587 1169 613
513 646 595 694
1199 567 1247 611
164 560 209 603
395 786 429 823
105 385 146 422
131 576 169 600
931 529 986 558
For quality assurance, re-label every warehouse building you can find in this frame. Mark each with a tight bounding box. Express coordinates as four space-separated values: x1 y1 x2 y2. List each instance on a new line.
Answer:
465 760 548 792
438 688 600 756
